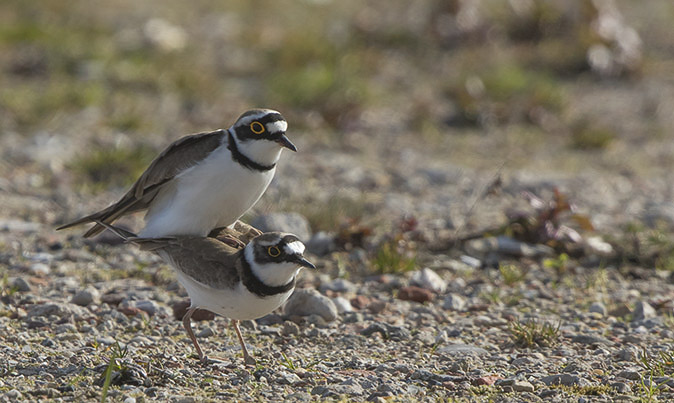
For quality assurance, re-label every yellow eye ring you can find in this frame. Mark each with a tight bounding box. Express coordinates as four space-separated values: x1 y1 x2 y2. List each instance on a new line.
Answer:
250 121 265 134
268 246 281 257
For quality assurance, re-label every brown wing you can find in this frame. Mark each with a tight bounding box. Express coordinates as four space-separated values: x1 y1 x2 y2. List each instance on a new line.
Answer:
137 237 243 290
56 129 227 237
207 220 263 245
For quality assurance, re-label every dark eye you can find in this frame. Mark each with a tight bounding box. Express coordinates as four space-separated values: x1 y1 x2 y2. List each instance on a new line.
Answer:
267 246 281 257
250 121 265 134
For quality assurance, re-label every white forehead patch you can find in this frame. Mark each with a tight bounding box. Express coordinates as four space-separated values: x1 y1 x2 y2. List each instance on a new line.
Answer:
266 120 287 134
284 241 305 255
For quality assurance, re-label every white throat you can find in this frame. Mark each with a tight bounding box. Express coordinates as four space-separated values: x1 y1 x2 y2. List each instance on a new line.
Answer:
230 129 283 166
244 246 301 287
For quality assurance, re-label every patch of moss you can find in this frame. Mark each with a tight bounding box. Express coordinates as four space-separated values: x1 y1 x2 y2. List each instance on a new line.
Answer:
570 120 616 150
550 384 613 396
509 319 561 348
372 240 417 274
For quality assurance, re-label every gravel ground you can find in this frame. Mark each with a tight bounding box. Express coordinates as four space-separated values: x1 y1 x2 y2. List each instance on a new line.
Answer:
2 141 674 402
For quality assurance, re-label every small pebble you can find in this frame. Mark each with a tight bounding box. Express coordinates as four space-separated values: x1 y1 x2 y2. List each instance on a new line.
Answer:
71 287 100 306
332 296 353 313
10 277 31 292
409 268 446 293
442 293 466 311
196 327 215 338
632 301 656 321
29 263 51 276
588 301 607 316
397 286 433 303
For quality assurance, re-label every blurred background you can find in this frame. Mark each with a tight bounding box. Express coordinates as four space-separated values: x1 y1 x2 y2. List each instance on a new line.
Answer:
1 0 673 263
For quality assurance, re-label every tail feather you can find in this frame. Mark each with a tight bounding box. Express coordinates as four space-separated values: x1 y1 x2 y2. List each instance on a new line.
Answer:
93 220 138 241
82 207 132 238
94 220 175 252
57 194 141 238
56 210 108 231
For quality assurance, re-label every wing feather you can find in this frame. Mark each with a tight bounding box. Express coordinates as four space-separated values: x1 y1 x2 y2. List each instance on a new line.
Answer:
57 129 227 237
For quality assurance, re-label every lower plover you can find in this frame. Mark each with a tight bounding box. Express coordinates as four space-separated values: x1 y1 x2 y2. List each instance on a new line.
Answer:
98 221 315 365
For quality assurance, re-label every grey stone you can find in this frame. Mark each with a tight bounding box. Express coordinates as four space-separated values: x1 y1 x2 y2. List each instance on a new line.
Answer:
642 318 663 329
654 377 674 388
361 323 411 341
343 312 363 323
442 293 466 311
616 369 641 380
3 390 23 400
438 344 489 357
642 202 674 227
276 371 302 385
71 287 100 306
610 382 631 393
632 301 656 321
511 380 535 392
331 296 353 313
511 357 535 367
588 301 607 316
55 323 77 334
320 278 356 293
460 255 482 268
386 325 411 341
615 347 639 361
196 327 215 338
571 334 608 345
252 212 311 242
283 288 337 322
465 236 555 258
361 323 388 338
239 320 257 330
585 236 614 256
284 392 312 401
26 302 87 320
410 268 446 293
540 374 590 387
9 277 31 292
311 382 364 397
281 321 300 336
96 337 118 346
29 262 51 276
415 330 435 345
306 313 328 326
306 231 336 256
0 219 41 233
258 325 281 337
135 300 159 316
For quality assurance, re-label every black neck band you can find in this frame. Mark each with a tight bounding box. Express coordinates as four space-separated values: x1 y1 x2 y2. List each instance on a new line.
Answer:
227 131 275 172
240 255 295 297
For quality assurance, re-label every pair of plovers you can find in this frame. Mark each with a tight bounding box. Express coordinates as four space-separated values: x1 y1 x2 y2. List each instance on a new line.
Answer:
59 109 315 365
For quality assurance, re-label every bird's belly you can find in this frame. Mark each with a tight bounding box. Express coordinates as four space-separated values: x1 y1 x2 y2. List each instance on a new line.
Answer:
140 151 274 237
178 271 293 320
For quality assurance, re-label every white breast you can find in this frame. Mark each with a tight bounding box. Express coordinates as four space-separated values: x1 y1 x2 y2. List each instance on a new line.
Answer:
175 270 294 320
139 144 275 237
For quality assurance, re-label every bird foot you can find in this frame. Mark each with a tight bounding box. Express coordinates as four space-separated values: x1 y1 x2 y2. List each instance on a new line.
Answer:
243 354 257 366
199 355 228 365
218 234 246 249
